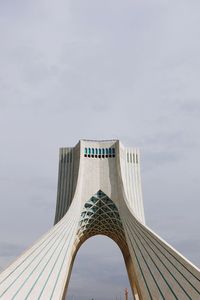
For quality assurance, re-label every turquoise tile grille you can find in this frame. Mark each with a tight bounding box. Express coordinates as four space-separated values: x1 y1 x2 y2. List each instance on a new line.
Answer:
77 190 125 244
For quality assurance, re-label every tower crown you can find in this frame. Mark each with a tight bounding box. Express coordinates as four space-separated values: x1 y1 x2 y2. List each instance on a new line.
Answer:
55 140 144 224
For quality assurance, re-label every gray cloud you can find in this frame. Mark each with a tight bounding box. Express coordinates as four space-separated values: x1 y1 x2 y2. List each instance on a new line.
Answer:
0 242 25 258
0 0 200 299
67 236 131 300
142 150 181 172
179 99 200 117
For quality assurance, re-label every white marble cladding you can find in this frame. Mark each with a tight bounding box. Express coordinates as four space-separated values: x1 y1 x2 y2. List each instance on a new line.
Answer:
0 139 200 300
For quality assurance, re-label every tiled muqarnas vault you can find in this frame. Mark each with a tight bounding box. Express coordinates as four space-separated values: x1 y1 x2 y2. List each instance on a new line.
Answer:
0 140 200 300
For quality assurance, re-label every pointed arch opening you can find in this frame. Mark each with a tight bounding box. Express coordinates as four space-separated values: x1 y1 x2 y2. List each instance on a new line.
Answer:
66 235 133 300
62 191 141 300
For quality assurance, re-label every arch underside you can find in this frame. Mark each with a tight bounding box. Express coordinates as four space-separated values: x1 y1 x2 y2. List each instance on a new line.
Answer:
77 190 126 247
0 191 200 300
64 190 140 300
64 191 200 300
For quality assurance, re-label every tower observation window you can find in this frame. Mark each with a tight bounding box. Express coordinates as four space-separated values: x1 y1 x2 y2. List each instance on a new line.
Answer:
112 148 115 157
84 147 116 159
92 148 94 157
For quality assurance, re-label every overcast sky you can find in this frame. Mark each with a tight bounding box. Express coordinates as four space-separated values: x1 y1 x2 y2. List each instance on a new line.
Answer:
0 0 200 299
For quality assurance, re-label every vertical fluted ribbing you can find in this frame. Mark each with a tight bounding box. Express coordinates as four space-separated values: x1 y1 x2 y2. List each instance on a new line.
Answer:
68 150 73 211
54 150 62 224
59 149 66 219
121 211 200 299
54 148 75 223
58 149 65 221
135 149 145 223
61 150 67 217
0 140 199 300
0 208 79 300
121 148 145 224
70 150 74 209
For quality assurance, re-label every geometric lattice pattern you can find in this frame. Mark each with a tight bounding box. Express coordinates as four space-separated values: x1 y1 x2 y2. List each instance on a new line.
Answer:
0 140 200 300
77 190 126 246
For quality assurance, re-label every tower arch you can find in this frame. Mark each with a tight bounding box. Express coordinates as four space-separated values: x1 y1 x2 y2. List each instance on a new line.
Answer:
0 140 200 300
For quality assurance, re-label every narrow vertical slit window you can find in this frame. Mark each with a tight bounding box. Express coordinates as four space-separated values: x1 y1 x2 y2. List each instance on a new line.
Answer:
70 151 72 163
112 148 115 157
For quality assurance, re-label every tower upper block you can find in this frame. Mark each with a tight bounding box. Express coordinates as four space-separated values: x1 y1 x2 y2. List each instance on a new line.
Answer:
55 139 145 224
0 139 200 300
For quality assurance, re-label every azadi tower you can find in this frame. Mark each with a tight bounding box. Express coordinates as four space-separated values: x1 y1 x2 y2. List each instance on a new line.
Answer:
0 140 200 300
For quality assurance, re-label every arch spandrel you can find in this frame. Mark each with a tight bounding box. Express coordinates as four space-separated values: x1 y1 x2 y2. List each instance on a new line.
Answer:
67 190 141 300
76 190 127 249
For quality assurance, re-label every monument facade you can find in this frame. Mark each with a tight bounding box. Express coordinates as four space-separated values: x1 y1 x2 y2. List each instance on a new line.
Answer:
0 140 200 299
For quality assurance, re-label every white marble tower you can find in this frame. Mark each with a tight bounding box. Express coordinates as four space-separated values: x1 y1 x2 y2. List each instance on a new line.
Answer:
0 140 200 299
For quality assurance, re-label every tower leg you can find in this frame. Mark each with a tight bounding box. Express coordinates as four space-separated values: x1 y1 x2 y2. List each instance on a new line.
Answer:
122 245 142 300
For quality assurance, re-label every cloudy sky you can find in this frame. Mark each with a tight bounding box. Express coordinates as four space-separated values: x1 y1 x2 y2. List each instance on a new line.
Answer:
0 0 200 299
